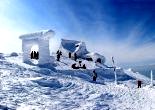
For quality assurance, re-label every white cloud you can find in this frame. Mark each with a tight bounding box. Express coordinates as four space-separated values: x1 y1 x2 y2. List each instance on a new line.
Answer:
86 37 155 66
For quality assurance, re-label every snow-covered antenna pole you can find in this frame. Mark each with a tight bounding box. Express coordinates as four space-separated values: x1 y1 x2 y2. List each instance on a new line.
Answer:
150 70 153 87
112 56 117 85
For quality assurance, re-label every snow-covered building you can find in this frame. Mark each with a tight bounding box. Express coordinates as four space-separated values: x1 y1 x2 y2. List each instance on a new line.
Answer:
59 39 106 64
59 39 89 57
19 29 55 65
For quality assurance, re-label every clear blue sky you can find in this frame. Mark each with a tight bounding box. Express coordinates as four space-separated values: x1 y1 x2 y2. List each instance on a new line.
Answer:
0 0 155 66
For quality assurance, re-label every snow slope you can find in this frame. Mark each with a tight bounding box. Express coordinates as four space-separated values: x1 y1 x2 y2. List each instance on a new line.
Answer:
0 54 155 110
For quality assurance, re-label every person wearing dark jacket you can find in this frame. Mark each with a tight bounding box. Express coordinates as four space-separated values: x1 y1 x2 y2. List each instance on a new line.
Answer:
93 70 97 81
59 51 62 56
137 80 142 88
56 50 62 61
34 51 37 59
82 64 86 69
56 50 60 54
31 51 34 59
79 61 82 67
71 63 79 69
57 53 60 61
74 53 77 61
36 51 39 59
69 52 72 58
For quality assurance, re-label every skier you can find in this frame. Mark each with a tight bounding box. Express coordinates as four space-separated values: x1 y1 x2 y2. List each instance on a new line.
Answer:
93 70 97 81
137 80 142 88
69 52 71 58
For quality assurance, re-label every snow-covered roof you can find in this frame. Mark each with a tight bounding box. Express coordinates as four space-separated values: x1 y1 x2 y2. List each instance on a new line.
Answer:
59 39 89 57
85 52 104 58
60 39 81 52
19 29 54 40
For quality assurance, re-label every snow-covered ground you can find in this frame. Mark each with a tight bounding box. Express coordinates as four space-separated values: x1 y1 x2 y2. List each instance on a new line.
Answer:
0 54 155 110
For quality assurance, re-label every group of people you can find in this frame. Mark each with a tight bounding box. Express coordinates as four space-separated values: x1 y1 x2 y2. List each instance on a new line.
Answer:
69 52 77 61
30 50 143 85
31 51 39 60
56 50 78 62
71 61 86 69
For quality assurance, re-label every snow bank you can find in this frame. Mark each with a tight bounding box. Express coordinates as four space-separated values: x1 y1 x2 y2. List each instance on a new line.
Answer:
10 52 18 57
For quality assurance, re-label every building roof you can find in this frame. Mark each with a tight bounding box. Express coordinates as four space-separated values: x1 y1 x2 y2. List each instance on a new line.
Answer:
19 29 54 40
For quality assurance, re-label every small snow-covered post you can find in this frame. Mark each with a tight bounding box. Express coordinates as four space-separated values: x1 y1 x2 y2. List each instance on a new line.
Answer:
150 70 153 87
112 56 117 85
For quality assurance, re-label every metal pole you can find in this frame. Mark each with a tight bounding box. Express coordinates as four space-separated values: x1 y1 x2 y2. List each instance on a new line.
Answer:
151 70 153 87
112 57 117 85
114 67 117 85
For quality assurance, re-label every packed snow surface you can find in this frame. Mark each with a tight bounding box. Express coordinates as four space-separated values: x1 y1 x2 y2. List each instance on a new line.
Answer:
0 54 155 110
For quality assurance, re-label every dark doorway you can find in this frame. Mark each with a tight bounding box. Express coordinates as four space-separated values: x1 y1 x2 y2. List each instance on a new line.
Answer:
96 58 101 63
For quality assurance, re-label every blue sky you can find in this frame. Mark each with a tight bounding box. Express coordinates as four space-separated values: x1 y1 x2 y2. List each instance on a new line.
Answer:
0 0 155 66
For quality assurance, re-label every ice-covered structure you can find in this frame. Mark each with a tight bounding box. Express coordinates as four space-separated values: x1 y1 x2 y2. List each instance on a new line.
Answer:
59 39 89 57
59 39 106 64
19 30 55 65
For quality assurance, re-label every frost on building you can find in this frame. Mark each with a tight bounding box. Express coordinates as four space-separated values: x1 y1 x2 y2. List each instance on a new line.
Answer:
59 39 89 57
19 30 55 65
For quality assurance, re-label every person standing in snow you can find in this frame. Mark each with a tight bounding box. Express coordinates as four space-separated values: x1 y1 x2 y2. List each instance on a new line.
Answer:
36 51 39 59
93 70 97 81
34 51 37 59
137 80 142 88
57 52 60 61
59 51 62 56
74 53 77 61
69 52 72 58
31 51 34 59
56 50 62 61
56 50 60 54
